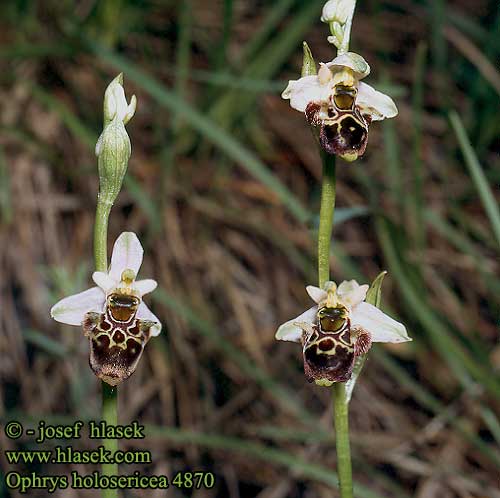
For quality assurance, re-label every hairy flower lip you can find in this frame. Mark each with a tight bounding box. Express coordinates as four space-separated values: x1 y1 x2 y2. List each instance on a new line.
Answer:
319 121 368 161
50 232 161 337
305 98 370 162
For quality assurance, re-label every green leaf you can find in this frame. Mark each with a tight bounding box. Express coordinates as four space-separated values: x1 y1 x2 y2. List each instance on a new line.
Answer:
449 111 500 248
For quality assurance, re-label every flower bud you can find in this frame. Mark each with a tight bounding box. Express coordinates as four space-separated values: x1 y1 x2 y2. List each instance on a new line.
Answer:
321 0 354 25
95 74 136 205
103 73 137 126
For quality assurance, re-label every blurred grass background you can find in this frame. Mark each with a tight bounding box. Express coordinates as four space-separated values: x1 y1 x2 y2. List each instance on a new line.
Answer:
0 0 499 497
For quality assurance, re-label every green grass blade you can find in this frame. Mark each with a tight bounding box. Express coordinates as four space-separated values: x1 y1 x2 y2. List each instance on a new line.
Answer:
85 41 310 224
377 217 500 399
0 145 12 224
209 0 322 126
373 349 500 467
22 329 68 357
239 0 296 63
449 111 500 247
146 426 385 498
410 42 427 252
153 288 316 425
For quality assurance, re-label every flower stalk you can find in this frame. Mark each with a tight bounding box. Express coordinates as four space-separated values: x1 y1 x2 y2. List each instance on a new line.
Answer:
101 383 118 496
50 75 161 498
276 2 408 496
94 198 113 274
333 382 353 498
338 2 355 55
95 73 135 498
317 150 336 288
317 151 353 497
95 196 118 498
319 2 355 496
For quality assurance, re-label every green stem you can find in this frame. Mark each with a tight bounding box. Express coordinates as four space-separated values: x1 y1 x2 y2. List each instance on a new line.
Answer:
317 152 336 287
101 383 119 493
94 196 112 272
333 383 353 498
317 153 353 497
338 1 357 55
94 196 118 498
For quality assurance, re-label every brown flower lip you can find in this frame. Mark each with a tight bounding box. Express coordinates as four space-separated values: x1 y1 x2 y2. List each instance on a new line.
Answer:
274 280 411 386
303 323 356 383
83 293 155 386
306 101 371 161
302 306 372 384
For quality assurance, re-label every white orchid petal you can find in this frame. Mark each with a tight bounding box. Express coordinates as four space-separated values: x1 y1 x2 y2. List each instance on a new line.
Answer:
124 95 137 125
275 306 317 342
50 287 105 326
336 280 358 295
112 84 129 122
337 280 369 308
109 232 144 281
104 90 117 122
134 279 158 296
92 271 117 293
137 302 162 336
356 82 398 121
351 302 411 343
306 285 328 304
282 76 331 112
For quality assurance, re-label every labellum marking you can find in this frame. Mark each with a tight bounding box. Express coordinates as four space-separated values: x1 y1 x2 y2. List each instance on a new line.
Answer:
302 305 372 384
304 81 370 161
82 292 154 386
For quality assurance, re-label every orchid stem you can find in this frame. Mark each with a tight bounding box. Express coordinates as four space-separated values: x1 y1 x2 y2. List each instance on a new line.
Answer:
94 196 118 498
339 1 357 55
101 383 118 496
94 197 112 273
317 151 336 288
320 6 357 494
317 151 354 498
333 383 353 498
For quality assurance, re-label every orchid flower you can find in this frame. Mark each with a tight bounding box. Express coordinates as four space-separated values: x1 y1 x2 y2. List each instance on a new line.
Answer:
51 232 161 385
282 52 397 161
276 280 410 386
